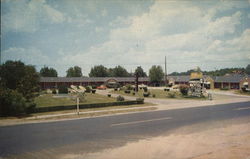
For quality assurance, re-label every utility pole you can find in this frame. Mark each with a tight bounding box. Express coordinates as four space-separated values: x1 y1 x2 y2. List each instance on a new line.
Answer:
165 56 167 86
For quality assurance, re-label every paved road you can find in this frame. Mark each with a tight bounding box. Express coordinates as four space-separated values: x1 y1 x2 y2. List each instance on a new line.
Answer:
1 102 250 158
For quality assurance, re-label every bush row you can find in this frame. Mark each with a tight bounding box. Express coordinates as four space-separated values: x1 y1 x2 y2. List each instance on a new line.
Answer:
33 100 144 113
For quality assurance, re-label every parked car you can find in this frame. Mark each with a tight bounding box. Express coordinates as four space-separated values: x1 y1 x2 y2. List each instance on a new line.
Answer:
97 85 107 90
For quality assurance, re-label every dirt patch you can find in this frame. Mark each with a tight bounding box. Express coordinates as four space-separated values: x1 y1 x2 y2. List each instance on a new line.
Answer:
59 121 250 159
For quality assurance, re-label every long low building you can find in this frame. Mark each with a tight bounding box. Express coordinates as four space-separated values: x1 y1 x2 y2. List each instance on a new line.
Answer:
40 77 150 89
40 74 249 90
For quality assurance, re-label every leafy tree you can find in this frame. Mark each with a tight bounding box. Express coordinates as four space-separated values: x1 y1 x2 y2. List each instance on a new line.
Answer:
149 65 164 83
246 64 250 75
40 66 58 77
0 60 26 90
66 66 82 77
110 65 130 77
89 65 109 77
0 88 35 116
0 60 40 101
0 60 39 116
135 66 147 77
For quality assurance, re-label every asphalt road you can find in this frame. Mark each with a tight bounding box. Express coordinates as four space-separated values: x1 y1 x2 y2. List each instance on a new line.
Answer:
1 101 250 158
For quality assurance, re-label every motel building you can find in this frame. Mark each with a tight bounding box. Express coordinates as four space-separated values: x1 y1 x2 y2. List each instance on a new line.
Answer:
40 77 150 90
40 74 249 90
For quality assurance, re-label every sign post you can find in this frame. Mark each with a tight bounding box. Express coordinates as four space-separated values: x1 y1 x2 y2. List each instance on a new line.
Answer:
76 97 79 115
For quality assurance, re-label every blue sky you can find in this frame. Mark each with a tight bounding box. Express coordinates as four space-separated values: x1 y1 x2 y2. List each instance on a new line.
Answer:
1 0 250 76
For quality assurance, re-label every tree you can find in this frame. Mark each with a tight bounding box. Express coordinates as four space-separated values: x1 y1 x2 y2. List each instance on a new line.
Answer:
134 66 147 77
0 60 39 116
149 65 164 84
66 66 82 77
89 65 109 77
0 60 40 100
40 66 58 77
246 64 250 75
111 65 130 77
0 88 30 116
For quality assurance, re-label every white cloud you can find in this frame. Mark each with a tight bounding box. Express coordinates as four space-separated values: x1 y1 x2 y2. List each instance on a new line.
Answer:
67 1 247 73
2 47 51 65
95 27 104 33
1 0 65 33
101 9 108 17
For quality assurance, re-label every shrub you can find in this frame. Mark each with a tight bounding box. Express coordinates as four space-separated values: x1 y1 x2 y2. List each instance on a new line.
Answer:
125 84 133 90
52 89 57 94
241 87 246 92
114 88 118 91
164 88 170 91
132 92 135 95
107 94 111 97
0 89 35 116
91 85 97 89
152 94 156 98
124 90 131 94
85 86 92 93
58 85 68 94
167 92 176 98
136 98 144 102
143 92 150 97
91 89 96 94
179 84 189 96
220 87 229 91
116 95 125 101
143 87 148 92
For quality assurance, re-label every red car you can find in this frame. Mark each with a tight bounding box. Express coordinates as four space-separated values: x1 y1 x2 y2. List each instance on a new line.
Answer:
97 85 107 90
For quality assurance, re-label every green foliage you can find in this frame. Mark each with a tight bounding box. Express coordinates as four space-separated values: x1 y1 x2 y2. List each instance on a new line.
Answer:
66 66 82 77
169 66 248 76
152 94 156 98
136 98 144 103
109 65 130 77
0 60 40 102
40 66 57 77
124 90 131 94
58 85 68 94
149 65 164 83
0 88 35 116
52 89 57 94
143 92 150 97
85 86 92 93
116 95 125 101
179 84 189 96
246 64 250 75
89 65 109 77
107 94 111 97
134 66 147 77
220 87 229 90
125 84 133 90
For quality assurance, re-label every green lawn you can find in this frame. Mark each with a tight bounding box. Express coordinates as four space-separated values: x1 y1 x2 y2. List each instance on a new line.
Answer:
35 93 116 107
235 90 250 96
112 89 207 100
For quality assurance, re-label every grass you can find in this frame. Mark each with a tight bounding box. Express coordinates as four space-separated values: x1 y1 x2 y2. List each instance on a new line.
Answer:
0 103 156 126
235 90 250 96
112 89 207 100
33 102 155 116
35 93 116 107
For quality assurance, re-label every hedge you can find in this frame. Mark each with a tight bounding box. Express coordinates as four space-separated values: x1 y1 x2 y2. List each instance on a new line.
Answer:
32 100 144 113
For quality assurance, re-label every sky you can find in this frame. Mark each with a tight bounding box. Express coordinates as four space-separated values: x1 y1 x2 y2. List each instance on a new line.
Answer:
1 0 250 76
